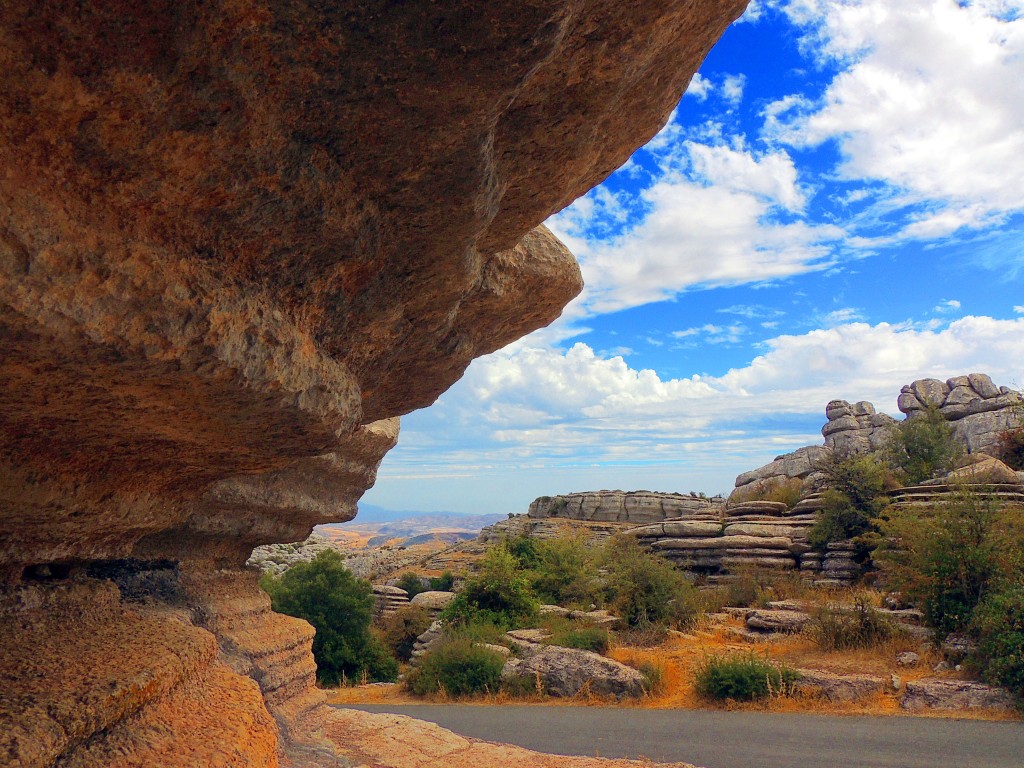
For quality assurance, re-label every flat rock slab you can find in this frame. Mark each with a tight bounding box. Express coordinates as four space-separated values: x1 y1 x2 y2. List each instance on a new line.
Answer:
746 609 811 633
502 645 646 700
794 669 887 703
901 679 1016 711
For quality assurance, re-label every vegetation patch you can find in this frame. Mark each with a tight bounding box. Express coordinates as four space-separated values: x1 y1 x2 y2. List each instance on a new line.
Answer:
405 638 507 697
808 598 903 651
260 550 398 685
694 652 799 702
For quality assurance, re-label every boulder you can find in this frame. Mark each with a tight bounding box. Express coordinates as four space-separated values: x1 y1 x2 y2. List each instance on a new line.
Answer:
410 591 457 614
944 457 1020 485
896 651 921 668
501 644 646 699
901 679 1016 711
794 669 886 703
746 609 810 633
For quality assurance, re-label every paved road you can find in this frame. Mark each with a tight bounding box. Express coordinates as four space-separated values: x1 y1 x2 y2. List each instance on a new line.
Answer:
342 704 1024 768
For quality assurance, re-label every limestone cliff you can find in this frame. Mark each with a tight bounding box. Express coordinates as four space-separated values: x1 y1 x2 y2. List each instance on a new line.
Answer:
0 2 747 765
529 490 725 523
731 374 1023 502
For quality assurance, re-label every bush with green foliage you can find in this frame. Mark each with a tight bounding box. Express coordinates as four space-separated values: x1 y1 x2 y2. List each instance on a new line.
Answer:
504 535 541 569
694 653 798 702
440 546 539 630
394 572 428 599
600 536 704 629
808 597 902 651
886 405 962 484
260 551 398 686
429 571 456 591
404 638 506 697
972 586 1024 699
548 625 610 654
379 604 433 662
809 451 894 548
527 534 601 607
878 491 1024 635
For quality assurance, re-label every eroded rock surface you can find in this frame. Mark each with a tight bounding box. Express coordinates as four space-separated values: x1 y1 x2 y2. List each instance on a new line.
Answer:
0 1 748 765
529 490 725 523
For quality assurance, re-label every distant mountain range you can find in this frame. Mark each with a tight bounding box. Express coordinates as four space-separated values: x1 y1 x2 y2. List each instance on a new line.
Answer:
315 504 505 550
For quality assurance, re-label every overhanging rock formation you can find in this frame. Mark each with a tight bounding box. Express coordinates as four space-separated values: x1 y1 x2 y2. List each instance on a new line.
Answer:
0 1 748 765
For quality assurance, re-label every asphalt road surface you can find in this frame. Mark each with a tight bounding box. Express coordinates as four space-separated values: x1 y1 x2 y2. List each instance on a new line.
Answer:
342 704 1024 768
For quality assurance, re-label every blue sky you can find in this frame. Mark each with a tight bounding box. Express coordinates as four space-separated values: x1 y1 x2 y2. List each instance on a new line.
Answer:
363 0 1024 515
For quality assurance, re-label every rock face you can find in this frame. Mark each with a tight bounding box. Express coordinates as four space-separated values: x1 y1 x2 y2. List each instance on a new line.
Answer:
501 644 647 699
731 375 1022 502
898 375 1023 456
529 491 725 523
247 532 340 576
901 679 1016 712
0 2 748 765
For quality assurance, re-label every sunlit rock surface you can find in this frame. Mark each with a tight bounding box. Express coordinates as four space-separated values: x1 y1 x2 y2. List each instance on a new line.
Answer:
0 0 747 765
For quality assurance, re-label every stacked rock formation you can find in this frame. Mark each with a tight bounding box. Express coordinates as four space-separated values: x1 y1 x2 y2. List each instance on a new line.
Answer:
731 374 1022 503
898 374 1023 456
0 2 748 765
372 585 411 619
529 490 725 523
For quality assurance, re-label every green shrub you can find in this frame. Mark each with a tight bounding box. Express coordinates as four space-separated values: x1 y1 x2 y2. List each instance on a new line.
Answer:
405 638 506 697
505 535 541 569
809 451 894 548
549 625 610 654
694 653 798 702
809 598 902 651
972 586 1024 699
528 534 601 607
440 546 539 630
379 604 433 662
600 537 704 629
878 491 1024 635
395 572 428 599
261 551 398 686
886 405 962 484
429 571 456 591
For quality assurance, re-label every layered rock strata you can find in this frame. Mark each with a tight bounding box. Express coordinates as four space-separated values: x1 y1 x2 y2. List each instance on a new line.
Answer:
529 491 725 523
0 1 748 765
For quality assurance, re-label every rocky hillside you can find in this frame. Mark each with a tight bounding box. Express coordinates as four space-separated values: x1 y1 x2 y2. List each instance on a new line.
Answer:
732 374 1022 502
0 2 747 765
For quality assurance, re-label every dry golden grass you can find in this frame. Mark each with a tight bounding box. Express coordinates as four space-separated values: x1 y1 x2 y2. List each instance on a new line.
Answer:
325 589 1021 722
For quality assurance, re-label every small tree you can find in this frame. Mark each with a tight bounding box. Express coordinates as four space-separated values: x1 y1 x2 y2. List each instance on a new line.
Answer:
809 451 893 548
600 536 703 629
261 550 398 686
886 405 962 484
440 546 539 630
973 586 1024 699
877 492 1024 635
528 533 601 607
395 572 428 599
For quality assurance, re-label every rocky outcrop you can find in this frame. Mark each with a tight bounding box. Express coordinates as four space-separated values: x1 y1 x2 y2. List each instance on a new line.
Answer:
898 375 1023 456
901 679 1016 712
793 669 887 703
247 532 340 576
731 375 1022 503
529 491 725 523
501 644 647 699
822 400 897 455
0 1 748 765
373 585 411 619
